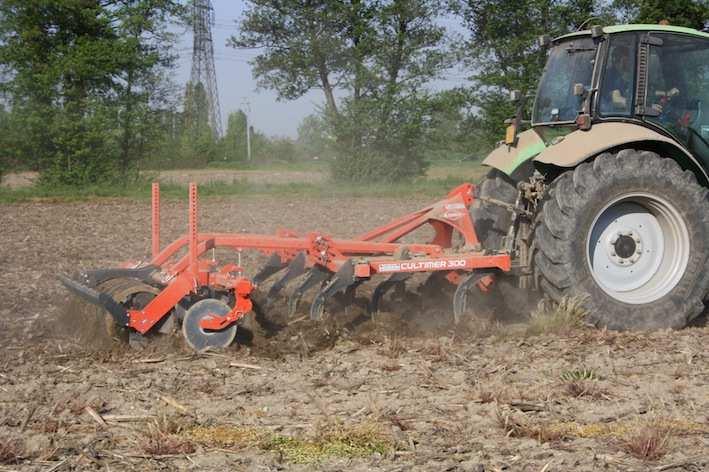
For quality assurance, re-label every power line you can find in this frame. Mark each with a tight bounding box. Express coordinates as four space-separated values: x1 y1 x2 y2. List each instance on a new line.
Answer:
190 0 223 137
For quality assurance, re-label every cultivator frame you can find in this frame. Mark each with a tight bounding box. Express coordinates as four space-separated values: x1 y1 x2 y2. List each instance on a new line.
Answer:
60 182 511 351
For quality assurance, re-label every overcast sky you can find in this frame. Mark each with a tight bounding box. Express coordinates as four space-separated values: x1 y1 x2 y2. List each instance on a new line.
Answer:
174 0 469 138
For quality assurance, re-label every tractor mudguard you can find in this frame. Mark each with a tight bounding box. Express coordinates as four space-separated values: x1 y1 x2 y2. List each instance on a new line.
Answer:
532 123 706 183
482 122 708 185
482 129 546 178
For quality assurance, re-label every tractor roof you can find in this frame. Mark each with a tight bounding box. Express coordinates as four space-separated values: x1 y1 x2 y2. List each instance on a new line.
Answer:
556 24 709 42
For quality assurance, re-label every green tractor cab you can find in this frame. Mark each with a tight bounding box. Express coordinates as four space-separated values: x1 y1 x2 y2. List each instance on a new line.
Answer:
474 24 709 329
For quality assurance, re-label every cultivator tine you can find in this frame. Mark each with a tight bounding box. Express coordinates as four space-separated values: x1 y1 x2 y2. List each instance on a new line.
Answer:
265 252 306 304
368 272 412 315
309 260 356 321
252 253 286 285
287 267 331 316
58 274 129 326
452 271 493 324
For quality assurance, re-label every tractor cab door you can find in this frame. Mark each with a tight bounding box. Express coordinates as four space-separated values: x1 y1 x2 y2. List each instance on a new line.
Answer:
643 33 709 167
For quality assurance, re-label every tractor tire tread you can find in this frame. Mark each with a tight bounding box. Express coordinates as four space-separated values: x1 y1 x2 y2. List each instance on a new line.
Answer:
535 150 709 329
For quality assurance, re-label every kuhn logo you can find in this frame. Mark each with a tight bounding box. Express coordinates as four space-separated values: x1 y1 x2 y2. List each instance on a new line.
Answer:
444 203 466 210
443 210 465 221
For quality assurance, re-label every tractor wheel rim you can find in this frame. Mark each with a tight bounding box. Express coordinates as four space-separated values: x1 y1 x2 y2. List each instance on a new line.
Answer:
586 192 689 304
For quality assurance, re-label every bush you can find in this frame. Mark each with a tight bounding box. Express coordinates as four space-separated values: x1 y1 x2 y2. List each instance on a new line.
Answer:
332 147 426 183
329 96 430 183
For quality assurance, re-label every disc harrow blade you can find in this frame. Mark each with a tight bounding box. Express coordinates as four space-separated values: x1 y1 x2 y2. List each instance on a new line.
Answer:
58 274 129 326
368 272 412 315
310 260 356 321
287 267 331 316
452 271 493 324
265 252 306 304
252 253 286 285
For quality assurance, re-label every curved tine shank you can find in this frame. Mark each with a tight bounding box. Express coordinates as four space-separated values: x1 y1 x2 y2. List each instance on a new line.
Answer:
265 252 306 305
253 253 287 285
368 272 412 315
452 271 493 324
309 260 356 321
287 267 331 316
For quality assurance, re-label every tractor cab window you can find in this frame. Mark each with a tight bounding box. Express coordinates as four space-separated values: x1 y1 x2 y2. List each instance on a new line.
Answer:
599 34 636 116
533 37 597 124
645 34 709 166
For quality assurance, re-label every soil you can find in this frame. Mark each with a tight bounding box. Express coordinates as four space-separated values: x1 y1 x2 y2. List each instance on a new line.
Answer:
0 194 707 471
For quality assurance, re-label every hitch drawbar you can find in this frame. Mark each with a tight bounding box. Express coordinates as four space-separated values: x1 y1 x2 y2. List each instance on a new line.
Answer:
60 182 511 351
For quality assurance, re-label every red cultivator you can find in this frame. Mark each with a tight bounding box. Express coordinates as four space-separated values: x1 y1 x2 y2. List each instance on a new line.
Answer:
60 182 511 351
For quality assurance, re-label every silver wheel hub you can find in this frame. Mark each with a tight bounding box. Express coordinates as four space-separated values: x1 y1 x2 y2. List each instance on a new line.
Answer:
587 193 689 304
606 229 643 265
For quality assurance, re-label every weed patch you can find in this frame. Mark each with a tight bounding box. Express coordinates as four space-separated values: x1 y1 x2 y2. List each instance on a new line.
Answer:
618 421 671 461
526 296 588 336
0 436 24 464
495 407 708 448
186 422 393 464
139 416 196 456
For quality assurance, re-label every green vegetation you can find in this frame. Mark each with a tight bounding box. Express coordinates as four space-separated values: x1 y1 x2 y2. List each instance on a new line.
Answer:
526 296 589 336
0 1 705 189
232 0 451 182
186 422 393 464
0 174 473 203
0 0 185 186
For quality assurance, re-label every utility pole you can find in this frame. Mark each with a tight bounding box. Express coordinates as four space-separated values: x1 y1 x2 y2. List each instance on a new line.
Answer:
242 99 252 161
190 0 222 138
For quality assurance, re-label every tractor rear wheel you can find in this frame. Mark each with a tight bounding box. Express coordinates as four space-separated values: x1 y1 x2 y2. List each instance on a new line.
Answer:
471 169 518 251
535 150 709 329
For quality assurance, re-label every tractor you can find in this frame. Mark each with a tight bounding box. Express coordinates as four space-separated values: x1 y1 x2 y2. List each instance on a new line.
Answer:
60 24 709 352
472 24 709 329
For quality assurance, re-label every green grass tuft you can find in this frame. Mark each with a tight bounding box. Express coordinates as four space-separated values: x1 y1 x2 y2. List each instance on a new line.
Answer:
560 367 599 382
526 296 588 336
186 422 393 464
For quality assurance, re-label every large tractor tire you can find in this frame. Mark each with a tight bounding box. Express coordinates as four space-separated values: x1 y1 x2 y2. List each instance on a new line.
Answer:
469 169 536 320
535 150 709 329
471 169 518 251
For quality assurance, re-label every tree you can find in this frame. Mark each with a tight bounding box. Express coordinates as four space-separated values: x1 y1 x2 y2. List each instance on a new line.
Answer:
0 103 8 178
222 110 248 162
458 0 613 149
0 0 182 185
110 0 184 177
178 81 217 165
231 0 451 182
297 113 334 159
613 0 708 29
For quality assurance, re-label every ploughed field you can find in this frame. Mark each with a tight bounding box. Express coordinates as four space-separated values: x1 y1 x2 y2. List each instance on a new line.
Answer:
0 195 707 471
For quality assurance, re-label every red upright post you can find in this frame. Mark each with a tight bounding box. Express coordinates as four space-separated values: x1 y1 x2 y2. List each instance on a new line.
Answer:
188 183 199 278
151 182 160 260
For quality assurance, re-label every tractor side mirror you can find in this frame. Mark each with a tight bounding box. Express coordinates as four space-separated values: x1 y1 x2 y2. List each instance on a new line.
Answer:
591 25 603 39
509 90 522 102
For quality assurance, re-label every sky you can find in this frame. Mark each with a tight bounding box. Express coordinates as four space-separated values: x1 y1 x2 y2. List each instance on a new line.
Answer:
174 0 470 138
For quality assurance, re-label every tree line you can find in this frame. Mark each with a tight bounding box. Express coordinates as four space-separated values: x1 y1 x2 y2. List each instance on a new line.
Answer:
0 0 706 186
